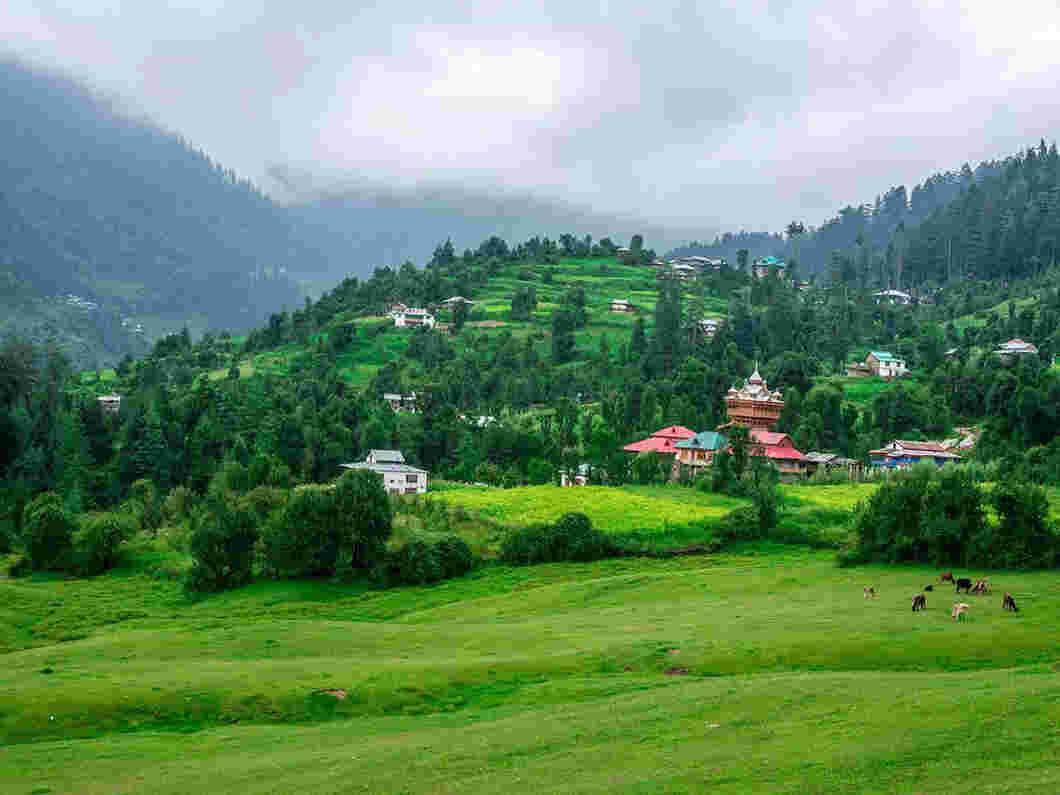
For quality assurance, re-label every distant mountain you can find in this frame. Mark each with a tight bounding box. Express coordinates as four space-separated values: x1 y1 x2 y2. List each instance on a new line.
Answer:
0 57 340 365
0 57 715 366
275 169 711 286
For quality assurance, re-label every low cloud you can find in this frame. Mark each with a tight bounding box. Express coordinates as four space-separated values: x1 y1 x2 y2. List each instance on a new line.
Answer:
4 0 1059 235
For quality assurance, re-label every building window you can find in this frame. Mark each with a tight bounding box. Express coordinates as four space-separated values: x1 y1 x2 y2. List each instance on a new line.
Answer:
406 474 419 484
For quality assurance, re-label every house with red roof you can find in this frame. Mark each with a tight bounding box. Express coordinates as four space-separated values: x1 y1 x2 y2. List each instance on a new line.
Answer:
622 425 696 456
748 430 806 477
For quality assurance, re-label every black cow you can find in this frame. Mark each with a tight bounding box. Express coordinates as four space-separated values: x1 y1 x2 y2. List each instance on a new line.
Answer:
924 584 934 592
955 578 973 593
1003 593 1019 612
911 593 927 612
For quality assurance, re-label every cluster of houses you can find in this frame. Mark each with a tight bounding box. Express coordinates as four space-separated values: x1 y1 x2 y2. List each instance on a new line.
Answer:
592 365 969 484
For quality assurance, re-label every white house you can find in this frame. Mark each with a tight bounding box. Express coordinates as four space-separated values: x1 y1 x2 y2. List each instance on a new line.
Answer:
440 296 474 309
391 307 436 329
341 449 428 494
873 289 912 305
865 351 908 378
698 318 722 339
383 392 418 413
97 394 121 414
995 338 1039 363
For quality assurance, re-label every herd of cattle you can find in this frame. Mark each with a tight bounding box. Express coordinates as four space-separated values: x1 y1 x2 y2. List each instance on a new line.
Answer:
863 572 1020 621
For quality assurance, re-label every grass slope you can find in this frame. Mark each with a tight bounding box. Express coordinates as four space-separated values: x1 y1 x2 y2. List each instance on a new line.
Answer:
207 256 726 389
3 541 1059 793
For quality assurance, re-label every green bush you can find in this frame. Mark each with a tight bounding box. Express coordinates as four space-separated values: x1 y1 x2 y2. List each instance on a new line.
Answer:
384 537 442 585
128 479 163 531
375 535 475 587
21 492 75 571
980 481 1058 568
433 535 474 578
0 519 13 554
163 486 196 523
72 511 137 575
263 470 392 579
185 500 259 593
499 512 619 565
846 464 1056 568
262 487 340 578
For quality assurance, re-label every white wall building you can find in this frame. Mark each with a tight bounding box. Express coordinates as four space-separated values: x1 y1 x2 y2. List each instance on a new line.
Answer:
342 449 429 494
391 307 436 329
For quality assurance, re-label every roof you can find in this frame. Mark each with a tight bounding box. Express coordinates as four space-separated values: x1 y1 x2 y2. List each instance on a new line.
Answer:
675 431 728 451
749 430 789 446
748 431 804 460
868 351 900 362
996 338 1038 353
369 449 405 463
868 440 961 459
342 462 428 475
804 451 837 464
622 425 696 453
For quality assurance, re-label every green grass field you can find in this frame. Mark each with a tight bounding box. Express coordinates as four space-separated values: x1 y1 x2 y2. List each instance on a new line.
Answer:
3 538 1060 794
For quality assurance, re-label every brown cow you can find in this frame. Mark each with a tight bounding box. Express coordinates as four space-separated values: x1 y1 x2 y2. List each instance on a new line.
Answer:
864 587 877 599
951 602 970 621
911 593 926 612
1003 593 1019 612
940 572 954 583
971 578 990 595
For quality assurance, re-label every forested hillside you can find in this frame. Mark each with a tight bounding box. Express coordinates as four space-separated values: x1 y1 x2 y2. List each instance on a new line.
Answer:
0 58 346 361
673 157 1008 282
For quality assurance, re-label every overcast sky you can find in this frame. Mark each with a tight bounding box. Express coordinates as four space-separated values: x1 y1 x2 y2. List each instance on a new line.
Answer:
4 0 1060 233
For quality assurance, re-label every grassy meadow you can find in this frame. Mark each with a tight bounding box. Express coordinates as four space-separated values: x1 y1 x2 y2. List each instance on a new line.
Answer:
2 539 1060 794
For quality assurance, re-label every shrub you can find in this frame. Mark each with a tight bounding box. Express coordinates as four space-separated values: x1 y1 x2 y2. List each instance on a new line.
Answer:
21 492 75 571
385 537 443 585
163 486 196 523
434 535 475 578
262 487 340 578
981 481 1058 568
0 519 13 554
499 512 618 565
72 511 137 575
263 470 392 579
715 506 761 543
185 500 259 593
128 479 163 531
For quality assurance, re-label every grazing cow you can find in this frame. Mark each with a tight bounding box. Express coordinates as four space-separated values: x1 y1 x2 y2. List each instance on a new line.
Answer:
924 584 934 592
955 577 973 593
971 578 990 595
864 587 877 599
911 593 926 612
951 602 970 621
940 572 954 583
1003 593 1019 612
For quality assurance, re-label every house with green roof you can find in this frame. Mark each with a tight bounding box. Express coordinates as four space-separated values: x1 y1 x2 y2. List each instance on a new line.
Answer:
865 351 908 378
753 256 787 279
674 431 729 471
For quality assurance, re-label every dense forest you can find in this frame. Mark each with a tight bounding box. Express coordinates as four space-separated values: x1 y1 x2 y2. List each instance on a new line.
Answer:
672 157 1012 284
